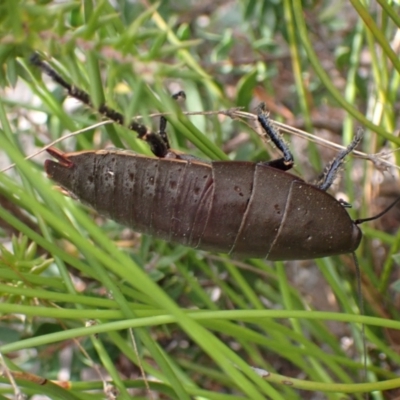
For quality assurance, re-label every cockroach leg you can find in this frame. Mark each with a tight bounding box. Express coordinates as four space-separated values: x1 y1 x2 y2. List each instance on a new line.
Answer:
31 53 171 159
256 103 294 172
317 128 363 192
158 90 187 150
30 53 93 110
46 147 74 168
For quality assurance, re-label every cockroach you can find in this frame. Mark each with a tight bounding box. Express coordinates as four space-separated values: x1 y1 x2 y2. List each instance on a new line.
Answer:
31 54 399 261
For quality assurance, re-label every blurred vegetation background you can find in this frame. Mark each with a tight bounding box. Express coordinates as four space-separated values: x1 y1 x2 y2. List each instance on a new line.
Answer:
0 1 400 399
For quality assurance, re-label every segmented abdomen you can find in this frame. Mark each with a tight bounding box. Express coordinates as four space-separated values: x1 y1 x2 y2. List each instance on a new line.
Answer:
45 150 361 260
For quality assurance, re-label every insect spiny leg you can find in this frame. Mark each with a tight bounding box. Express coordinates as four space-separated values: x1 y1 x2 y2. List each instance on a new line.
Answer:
318 128 363 192
31 53 171 158
256 102 294 171
99 104 125 125
127 119 169 157
30 53 92 107
158 91 187 150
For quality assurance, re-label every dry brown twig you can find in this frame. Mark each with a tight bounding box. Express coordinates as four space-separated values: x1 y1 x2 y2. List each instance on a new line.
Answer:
2 107 398 173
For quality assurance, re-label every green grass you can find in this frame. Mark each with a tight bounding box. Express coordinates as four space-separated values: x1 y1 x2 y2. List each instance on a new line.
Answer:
0 1 400 399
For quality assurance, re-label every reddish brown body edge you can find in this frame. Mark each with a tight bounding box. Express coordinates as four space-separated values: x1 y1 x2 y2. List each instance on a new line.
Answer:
45 148 362 260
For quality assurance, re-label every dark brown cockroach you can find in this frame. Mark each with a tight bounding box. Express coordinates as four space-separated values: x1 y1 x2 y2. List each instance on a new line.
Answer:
45 145 362 260
32 54 397 261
